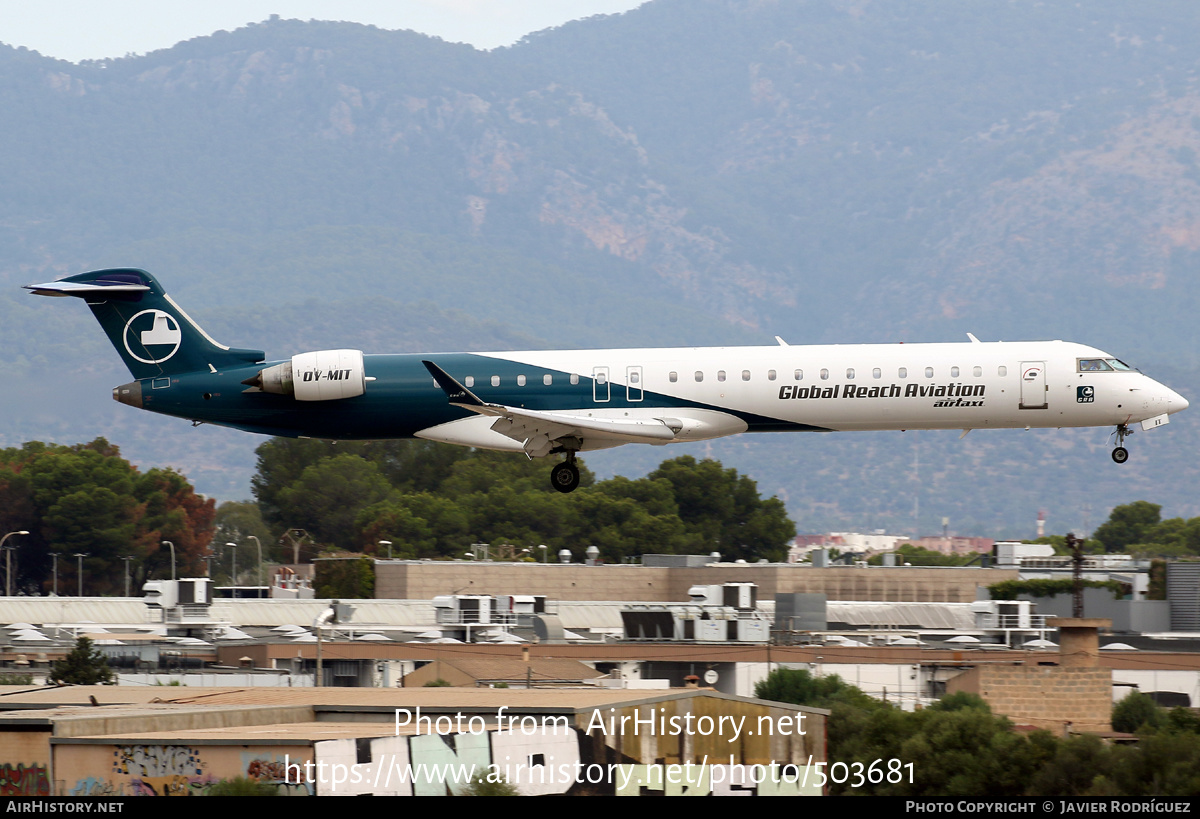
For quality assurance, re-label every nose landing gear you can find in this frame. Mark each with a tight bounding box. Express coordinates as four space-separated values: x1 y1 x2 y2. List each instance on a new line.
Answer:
1111 423 1131 464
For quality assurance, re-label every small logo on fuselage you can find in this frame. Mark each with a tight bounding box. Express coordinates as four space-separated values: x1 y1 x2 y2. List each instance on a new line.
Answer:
123 309 182 364
1077 385 1095 403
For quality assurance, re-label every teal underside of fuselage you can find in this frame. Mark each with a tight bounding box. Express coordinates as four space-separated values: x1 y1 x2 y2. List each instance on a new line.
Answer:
133 352 826 440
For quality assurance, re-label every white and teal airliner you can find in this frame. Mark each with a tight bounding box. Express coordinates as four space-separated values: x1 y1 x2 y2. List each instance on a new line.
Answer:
27 269 1189 492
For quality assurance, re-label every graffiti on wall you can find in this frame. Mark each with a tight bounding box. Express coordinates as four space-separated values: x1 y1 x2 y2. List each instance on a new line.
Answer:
0 763 51 797
69 777 124 797
242 752 313 796
113 745 211 796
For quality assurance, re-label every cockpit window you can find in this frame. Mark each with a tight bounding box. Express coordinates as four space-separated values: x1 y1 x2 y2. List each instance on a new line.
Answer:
1078 358 1137 373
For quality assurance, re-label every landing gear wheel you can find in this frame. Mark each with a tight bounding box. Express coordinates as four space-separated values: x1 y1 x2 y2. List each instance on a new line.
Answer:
551 462 580 493
1111 423 1131 464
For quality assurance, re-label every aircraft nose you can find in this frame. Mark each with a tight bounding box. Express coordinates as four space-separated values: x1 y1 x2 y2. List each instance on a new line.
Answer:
1158 382 1188 415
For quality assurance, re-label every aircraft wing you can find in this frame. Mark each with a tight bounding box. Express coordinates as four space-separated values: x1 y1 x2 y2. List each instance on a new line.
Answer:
422 360 680 456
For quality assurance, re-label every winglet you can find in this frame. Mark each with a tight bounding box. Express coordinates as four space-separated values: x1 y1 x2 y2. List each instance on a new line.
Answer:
966 333 980 343
422 360 486 407
774 335 789 347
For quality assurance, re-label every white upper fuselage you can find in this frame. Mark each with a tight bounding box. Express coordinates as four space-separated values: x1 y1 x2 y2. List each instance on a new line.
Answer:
423 339 1187 452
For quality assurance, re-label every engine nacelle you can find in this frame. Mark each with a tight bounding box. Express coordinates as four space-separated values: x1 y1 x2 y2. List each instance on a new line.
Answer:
244 349 367 401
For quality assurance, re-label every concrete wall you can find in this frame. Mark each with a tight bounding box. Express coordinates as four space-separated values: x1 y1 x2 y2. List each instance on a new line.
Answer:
376 561 1014 603
0 733 52 796
947 665 1112 733
54 742 314 796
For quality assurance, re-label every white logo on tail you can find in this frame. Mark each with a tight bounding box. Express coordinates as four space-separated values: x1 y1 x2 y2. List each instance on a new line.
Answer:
123 309 182 364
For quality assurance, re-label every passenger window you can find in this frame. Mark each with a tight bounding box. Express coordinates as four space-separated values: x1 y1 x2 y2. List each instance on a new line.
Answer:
570 373 579 385
669 371 678 383
873 368 881 379
695 371 704 382
465 376 474 387
820 368 829 381
543 374 553 386
596 372 607 385
951 366 959 378
998 366 1007 377
898 367 907 378
630 371 640 384
742 370 751 381
491 375 500 387
925 367 934 378
768 370 777 381
846 368 855 379
973 366 982 378
794 369 803 380
717 370 726 382
517 375 526 386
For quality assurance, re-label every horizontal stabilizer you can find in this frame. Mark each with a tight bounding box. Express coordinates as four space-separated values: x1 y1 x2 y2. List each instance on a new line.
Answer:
25 280 150 298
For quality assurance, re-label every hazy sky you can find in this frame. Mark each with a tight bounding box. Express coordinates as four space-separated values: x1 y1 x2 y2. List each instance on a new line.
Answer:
1 1 647 62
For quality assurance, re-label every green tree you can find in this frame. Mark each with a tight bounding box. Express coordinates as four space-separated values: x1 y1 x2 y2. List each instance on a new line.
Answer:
1026 732 1116 796
0 439 214 595
136 467 217 580
274 455 395 551
870 545 975 566
48 636 114 685
212 500 275 582
357 492 471 559
1112 690 1162 733
250 440 792 562
314 555 375 598
1108 730 1200 796
649 456 794 561
1093 501 1162 553
754 667 879 711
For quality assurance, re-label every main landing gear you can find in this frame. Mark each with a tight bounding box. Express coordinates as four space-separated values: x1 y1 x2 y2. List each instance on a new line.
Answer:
1111 423 1131 464
550 451 581 493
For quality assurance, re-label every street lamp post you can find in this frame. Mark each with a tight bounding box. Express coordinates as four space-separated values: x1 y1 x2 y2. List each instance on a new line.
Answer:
248 536 262 598
162 540 175 581
226 542 237 596
379 540 392 560
73 553 88 596
121 556 135 598
49 553 60 596
1 531 28 596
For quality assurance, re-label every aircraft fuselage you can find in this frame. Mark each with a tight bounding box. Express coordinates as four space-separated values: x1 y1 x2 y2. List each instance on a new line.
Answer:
28 268 1188 492
117 340 1182 447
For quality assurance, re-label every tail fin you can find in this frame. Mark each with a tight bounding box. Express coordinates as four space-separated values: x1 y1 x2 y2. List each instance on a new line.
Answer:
25 268 265 379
